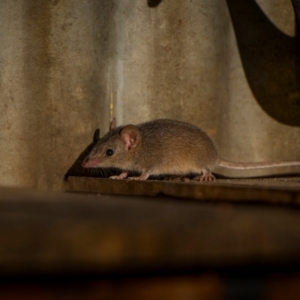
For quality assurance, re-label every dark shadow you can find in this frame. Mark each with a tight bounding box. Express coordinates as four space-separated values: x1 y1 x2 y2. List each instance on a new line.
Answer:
148 0 163 8
226 0 300 126
64 129 120 180
292 0 300 99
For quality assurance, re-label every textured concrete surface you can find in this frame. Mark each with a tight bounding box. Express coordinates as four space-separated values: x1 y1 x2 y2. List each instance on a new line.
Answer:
0 0 299 190
0 0 111 189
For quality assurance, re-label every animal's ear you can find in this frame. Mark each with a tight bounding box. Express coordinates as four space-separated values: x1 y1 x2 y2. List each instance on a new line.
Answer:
120 125 141 151
109 117 117 130
93 128 100 143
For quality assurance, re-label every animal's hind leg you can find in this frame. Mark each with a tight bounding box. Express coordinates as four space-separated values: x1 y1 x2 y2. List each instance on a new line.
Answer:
194 168 216 182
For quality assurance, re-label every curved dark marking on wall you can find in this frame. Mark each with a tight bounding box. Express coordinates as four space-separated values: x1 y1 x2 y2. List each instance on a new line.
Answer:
148 0 163 8
226 0 300 126
292 0 300 104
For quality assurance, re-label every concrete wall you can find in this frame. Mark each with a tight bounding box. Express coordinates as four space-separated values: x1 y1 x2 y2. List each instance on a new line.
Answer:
0 0 299 190
0 0 111 189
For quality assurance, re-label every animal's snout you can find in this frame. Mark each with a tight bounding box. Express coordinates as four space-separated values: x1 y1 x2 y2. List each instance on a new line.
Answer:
81 159 88 168
81 157 99 168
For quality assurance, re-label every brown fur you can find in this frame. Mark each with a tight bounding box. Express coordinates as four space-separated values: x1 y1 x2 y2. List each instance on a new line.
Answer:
82 119 300 181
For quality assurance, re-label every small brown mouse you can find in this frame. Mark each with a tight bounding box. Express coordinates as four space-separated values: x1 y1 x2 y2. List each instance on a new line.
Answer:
81 118 300 181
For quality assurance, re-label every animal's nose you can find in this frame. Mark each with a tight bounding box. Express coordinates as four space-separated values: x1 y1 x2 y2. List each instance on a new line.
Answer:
81 157 99 168
81 158 89 168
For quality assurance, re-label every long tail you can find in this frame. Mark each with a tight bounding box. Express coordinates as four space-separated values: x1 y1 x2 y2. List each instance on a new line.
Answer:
218 159 300 170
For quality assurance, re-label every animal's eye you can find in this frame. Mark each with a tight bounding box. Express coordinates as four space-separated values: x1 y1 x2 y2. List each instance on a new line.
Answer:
106 149 114 156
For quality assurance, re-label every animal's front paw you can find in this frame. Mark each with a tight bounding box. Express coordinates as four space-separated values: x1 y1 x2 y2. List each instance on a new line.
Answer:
127 173 150 181
109 171 128 180
109 175 122 179
127 176 145 181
